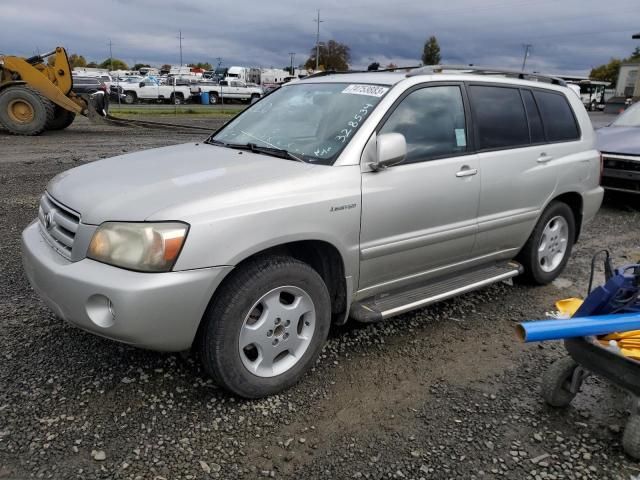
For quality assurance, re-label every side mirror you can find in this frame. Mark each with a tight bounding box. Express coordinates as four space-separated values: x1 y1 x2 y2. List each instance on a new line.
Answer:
370 133 406 171
139 82 145 87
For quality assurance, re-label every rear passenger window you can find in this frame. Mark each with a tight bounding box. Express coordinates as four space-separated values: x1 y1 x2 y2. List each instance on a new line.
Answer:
469 86 529 150
533 91 580 142
521 90 545 143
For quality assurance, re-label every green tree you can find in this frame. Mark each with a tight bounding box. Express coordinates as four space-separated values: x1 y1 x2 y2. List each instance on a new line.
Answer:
68 54 87 68
133 63 151 71
590 58 622 85
188 62 213 70
304 40 351 71
86 61 98 68
422 36 441 65
367 62 380 71
160 64 172 73
99 58 128 71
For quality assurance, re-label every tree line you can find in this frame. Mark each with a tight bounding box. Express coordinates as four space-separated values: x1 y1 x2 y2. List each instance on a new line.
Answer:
589 47 640 86
54 40 640 85
55 36 442 75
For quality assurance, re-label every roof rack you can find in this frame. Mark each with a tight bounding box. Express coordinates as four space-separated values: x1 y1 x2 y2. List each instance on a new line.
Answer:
304 65 422 79
406 65 567 86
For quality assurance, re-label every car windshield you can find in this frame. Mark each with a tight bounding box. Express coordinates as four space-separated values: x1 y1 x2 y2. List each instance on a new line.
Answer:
611 102 640 127
209 82 390 164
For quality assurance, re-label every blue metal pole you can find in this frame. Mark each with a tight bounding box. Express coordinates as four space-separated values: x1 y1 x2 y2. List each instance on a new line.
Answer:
517 312 640 343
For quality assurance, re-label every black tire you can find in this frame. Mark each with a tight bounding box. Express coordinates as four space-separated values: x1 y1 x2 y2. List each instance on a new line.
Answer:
541 357 580 407
250 93 260 104
623 415 640 460
0 85 54 136
209 93 219 105
171 94 184 105
198 255 331 398
516 201 575 285
124 91 136 104
46 106 76 131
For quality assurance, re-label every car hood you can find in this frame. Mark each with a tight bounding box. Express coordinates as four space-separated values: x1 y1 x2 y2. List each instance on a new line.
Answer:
596 126 640 156
47 143 315 225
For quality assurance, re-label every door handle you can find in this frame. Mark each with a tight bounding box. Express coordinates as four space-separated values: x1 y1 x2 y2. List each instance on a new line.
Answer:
456 166 478 178
537 153 553 163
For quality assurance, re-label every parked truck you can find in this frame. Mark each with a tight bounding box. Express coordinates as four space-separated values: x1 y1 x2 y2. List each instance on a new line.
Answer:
121 77 192 105
194 80 263 104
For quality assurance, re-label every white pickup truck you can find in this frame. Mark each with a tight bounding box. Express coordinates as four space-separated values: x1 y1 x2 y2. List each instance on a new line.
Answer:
194 80 263 104
121 78 193 105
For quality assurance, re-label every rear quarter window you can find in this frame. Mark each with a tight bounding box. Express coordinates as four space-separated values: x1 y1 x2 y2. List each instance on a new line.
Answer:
469 85 530 150
532 90 580 142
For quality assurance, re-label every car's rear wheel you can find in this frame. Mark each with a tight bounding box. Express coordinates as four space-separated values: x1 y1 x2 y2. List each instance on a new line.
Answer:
209 93 219 105
516 201 575 285
198 256 331 398
124 92 136 104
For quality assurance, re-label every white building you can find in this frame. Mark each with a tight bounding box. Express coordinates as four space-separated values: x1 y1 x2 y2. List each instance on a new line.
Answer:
616 63 640 97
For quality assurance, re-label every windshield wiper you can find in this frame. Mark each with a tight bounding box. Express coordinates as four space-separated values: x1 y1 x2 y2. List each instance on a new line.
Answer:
205 138 304 163
223 142 304 162
205 138 229 146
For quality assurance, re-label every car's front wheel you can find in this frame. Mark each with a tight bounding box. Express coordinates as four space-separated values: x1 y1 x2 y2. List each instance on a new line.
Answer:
198 256 331 398
517 201 575 285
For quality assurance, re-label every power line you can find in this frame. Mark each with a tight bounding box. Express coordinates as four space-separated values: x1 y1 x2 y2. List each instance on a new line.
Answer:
289 52 295 74
313 9 324 71
108 39 113 71
521 44 532 71
178 30 184 67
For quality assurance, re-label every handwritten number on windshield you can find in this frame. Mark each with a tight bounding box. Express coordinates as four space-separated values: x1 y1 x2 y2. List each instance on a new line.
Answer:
336 103 374 143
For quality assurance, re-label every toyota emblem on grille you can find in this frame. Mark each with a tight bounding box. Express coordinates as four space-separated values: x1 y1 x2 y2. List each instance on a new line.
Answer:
44 211 55 230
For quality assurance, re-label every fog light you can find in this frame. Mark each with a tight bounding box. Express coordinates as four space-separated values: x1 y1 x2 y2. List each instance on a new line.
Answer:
86 294 116 328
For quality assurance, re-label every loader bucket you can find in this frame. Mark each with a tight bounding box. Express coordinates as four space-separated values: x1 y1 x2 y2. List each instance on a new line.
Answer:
86 92 110 124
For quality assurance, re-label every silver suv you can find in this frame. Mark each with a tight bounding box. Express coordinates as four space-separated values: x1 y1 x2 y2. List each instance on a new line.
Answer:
22 66 603 398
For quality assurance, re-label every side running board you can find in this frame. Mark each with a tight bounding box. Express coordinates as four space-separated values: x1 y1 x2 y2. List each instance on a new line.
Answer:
350 262 522 323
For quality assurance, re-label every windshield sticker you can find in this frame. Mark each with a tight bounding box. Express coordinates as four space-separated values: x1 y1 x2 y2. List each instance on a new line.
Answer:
455 128 467 147
342 84 389 97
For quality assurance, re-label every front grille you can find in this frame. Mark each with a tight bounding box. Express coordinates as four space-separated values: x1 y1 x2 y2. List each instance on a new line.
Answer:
602 154 640 194
38 193 80 259
603 157 640 172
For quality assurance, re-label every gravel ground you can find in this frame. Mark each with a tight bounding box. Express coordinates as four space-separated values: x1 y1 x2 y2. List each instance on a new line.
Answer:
1 114 640 480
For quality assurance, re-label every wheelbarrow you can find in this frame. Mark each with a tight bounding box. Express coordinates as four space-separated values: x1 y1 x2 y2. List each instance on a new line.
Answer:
542 336 640 458
534 252 640 458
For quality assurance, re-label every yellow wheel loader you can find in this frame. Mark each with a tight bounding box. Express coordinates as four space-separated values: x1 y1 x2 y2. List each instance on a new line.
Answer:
0 47 108 135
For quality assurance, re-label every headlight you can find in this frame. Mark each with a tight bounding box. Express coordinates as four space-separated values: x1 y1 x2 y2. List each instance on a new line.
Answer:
88 222 189 272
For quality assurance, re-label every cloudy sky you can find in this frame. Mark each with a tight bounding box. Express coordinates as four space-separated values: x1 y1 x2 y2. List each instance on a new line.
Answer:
1 0 639 75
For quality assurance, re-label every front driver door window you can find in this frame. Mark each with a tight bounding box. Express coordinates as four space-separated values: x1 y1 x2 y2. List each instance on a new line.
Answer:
379 85 468 163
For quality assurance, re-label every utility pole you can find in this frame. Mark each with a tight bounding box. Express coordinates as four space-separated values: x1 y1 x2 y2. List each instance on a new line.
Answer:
313 10 323 71
521 44 532 71
289 52 295 75
107 39 120 106
178 30 184 67
108 39 113 72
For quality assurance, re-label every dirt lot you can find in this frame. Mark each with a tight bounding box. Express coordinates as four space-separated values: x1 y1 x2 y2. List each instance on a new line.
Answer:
1 115 640 480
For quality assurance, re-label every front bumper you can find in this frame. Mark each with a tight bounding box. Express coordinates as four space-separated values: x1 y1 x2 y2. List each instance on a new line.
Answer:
21 220 231 351
602 154 640 194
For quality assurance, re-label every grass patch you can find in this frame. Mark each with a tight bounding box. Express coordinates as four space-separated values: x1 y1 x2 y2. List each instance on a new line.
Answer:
108 106 242 116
